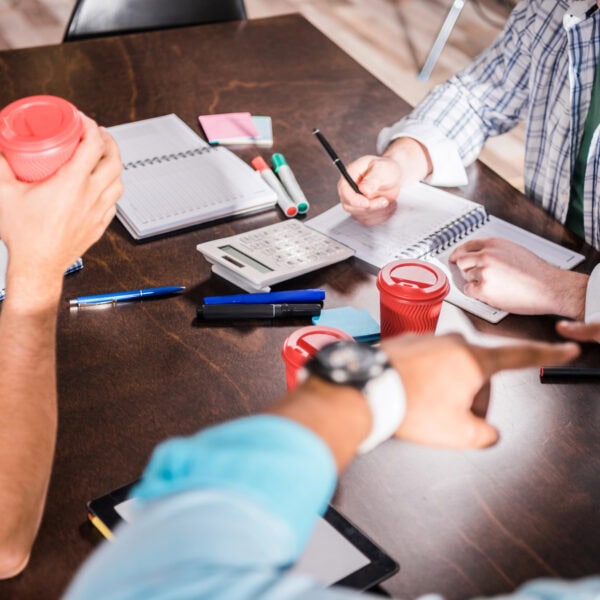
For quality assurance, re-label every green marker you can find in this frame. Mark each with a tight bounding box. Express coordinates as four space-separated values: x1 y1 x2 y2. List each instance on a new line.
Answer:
271 153 310 214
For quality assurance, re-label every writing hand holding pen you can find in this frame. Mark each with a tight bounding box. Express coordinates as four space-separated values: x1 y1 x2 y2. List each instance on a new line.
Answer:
316 132 433 227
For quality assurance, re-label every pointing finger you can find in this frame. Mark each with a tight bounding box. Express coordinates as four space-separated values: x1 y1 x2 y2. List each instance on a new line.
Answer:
475 341 580 378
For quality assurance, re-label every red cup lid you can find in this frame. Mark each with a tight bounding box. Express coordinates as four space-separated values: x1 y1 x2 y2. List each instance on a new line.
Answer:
282 325 353 368
377 259 449 301
0 95 82 153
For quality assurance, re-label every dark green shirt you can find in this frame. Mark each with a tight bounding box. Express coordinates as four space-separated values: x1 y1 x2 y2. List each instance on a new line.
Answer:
567 64 600 238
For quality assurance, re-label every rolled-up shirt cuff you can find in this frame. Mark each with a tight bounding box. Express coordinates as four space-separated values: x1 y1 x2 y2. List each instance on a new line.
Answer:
584 264 600 323
132 415 337 553
377 120 468 187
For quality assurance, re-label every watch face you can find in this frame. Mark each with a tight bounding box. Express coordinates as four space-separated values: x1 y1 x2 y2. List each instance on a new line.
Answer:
315 341 389 386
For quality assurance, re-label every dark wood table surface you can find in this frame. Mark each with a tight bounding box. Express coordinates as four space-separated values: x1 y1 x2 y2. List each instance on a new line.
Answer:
0 14 599 600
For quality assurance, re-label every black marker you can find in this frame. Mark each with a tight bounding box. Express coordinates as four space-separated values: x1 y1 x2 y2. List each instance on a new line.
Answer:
540 367 600 382
313 128 362 194
197 303 322 320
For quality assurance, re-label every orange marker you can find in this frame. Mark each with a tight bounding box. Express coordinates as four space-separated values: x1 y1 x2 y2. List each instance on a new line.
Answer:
251 156 298 218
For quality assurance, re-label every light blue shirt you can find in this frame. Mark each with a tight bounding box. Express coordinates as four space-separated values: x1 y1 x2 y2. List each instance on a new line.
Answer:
64 415 600 599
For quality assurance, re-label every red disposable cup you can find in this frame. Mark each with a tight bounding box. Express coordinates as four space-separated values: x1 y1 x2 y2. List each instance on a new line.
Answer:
377 259 450 338
0 95 83 182
281 325 354 390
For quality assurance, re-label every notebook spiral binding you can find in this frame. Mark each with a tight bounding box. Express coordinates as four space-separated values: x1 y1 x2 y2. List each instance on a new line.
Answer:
123 146 218 171
397 205 489 259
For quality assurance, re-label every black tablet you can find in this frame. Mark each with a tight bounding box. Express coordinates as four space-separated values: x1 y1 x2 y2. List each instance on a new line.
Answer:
87 482 398 591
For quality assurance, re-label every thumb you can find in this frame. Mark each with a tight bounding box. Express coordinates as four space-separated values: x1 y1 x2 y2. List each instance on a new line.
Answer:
445 412 499 449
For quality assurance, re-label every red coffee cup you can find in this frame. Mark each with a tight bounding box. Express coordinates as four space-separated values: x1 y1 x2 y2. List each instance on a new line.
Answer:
281 325 354 390
377 259 450 338
0 95 83 182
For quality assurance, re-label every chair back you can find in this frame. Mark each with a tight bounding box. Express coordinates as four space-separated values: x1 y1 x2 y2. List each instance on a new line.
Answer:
64 0 247 42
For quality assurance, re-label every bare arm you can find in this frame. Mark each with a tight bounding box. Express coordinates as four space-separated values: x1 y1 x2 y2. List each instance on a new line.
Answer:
449 237 589 318
268 333 580 471
0 116 122 577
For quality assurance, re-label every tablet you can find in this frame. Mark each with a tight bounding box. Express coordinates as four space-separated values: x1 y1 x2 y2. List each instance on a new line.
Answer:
87 482 399 591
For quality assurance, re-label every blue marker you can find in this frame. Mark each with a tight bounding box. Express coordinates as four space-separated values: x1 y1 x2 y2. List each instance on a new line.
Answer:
203 289 325 305
69 286 185 307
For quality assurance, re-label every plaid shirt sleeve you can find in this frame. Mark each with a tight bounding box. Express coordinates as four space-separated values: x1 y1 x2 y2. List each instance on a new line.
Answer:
379 0 533 174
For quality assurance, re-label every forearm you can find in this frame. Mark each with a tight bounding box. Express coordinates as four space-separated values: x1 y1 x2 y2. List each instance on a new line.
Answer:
380 138 432 187
0 270 61 578
545 269 588 320
267 376 371 472
133 378 371 549
380 1 531 175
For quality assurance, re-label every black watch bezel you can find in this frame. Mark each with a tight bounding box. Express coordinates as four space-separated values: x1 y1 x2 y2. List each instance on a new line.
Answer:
304 341 391 389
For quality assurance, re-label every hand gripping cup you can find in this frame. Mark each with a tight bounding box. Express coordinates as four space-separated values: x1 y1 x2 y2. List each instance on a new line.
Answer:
377 259 450 337
0 95 83 182
282 325 354 390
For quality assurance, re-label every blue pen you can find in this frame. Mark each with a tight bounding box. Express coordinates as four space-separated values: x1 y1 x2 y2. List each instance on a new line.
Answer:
203 289 325 305
69 286 185 307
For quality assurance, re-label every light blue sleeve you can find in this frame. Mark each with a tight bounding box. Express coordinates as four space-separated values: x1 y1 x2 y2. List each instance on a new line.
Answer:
63 415 346 600
131 414 337 553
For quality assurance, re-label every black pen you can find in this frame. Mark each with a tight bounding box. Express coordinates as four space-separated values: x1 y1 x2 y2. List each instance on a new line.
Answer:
312 128 362 194
197 303 322 320
540 366 600 381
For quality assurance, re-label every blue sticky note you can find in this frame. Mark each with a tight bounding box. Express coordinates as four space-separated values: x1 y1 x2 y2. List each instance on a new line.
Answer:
312 307 380 342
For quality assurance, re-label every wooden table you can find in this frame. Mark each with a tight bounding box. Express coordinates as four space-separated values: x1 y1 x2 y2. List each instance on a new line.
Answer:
0 14 599 600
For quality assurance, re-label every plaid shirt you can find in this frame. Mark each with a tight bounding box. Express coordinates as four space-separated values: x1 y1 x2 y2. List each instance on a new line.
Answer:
379 0 600 250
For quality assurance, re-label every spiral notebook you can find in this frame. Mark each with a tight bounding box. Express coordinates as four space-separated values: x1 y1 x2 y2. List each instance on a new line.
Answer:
306 183 585 323
107 114 277 239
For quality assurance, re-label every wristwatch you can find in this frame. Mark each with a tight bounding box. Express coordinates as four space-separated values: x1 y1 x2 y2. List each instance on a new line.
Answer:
301 341 406 453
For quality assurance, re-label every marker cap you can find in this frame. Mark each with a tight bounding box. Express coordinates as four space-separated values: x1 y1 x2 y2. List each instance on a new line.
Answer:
251 155 270 171
271 153 287 173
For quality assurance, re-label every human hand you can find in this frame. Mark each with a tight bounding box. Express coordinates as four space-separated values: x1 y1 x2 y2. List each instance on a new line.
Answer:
555 319 600 343
337 138 431 226
381 333 580 449
0 115 123 304
449 237 588 319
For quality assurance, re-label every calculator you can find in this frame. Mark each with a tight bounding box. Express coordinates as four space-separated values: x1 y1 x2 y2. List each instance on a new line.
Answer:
196 220 355 292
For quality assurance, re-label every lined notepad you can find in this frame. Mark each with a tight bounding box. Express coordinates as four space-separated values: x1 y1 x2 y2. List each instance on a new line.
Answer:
108 114 277 239
307 183 585 323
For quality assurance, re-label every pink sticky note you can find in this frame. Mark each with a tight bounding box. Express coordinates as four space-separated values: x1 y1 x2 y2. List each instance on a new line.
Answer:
198 112 259 143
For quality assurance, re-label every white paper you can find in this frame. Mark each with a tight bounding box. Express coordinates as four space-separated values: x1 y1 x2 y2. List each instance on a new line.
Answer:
306 185 585 323
108 114 277 239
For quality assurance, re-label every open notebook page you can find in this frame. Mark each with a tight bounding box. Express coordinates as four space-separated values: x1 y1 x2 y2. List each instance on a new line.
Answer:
307 184 585 323
108 115 276 239
432 216 585 322
306 182 484 266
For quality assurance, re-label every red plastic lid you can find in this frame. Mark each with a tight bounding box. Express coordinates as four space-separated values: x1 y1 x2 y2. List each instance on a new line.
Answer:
282 325 353 369
0 95 82 153
377 259 449 302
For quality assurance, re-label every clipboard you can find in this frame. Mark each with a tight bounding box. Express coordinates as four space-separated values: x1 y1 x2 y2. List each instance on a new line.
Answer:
87 482 399 591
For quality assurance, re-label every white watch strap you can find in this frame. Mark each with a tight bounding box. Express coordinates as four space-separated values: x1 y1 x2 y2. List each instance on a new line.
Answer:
357 368 406 454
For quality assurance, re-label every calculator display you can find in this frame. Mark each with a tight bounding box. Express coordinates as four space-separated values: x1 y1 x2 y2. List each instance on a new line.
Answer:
219 245 273 273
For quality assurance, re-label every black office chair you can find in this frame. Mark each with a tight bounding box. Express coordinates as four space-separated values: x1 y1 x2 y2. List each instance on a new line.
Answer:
63 0 247 42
